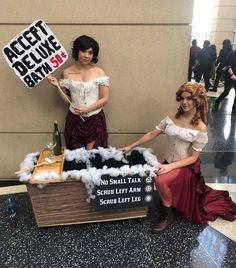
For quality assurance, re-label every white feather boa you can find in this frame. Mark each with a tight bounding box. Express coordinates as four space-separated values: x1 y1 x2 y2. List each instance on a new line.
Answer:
18 147 159 201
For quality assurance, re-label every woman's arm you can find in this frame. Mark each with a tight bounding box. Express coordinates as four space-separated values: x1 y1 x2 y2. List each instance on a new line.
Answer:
48 75 71 105
157 149 200 175
73 84 109 115
120 129 162 153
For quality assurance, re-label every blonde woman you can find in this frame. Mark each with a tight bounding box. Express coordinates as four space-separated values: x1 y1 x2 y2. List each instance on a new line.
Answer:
121 82 236 232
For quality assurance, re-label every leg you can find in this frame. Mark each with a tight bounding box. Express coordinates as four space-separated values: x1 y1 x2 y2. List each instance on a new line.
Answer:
194 66 203 83
203 66 211 91
86 140 95 150
212 68 221 91
215 77 233 105
151 169 181 233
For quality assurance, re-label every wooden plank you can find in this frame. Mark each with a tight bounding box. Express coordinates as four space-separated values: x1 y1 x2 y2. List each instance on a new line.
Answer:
31 148 65 184
27 181 148 227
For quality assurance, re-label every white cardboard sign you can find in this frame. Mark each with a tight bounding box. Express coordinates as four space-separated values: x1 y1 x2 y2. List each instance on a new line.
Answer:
2 19 68 88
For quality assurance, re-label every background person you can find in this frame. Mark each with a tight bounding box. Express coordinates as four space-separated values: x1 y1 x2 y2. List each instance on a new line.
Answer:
188 39 201 81
214 49 236 114
211 39 232 92
121 82 236 233
48 35 109 150
194 40 216 91
209 44 217 86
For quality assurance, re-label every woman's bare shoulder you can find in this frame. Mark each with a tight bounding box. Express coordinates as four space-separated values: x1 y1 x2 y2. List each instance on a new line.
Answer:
168 113 176 120
196 120 207 132
92 66 106 76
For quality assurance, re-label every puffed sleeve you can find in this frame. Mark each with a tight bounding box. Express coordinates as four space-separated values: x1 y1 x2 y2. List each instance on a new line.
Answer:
98 76 109 87
155 117 168 133
59 79 70 89
192 132 208 151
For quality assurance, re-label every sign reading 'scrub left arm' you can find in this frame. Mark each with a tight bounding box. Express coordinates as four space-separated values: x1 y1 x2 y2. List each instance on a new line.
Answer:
2 19 68 88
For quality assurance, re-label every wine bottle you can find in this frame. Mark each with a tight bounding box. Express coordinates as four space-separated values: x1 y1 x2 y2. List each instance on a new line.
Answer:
53 121 62 155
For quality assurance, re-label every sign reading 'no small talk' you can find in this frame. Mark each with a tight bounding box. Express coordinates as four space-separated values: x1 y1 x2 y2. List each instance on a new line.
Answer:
95 175 154 211
2 19 68 88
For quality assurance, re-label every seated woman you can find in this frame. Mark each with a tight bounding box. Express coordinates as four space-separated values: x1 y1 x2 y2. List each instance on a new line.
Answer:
48 35 109 150
121 81 236 233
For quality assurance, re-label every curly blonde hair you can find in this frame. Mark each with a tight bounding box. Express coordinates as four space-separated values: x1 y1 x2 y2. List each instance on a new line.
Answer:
175 82 208 126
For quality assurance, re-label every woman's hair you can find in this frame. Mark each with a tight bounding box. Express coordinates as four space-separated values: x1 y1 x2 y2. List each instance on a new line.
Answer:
72 35 99 63
222 39 232 51
175 82 208 126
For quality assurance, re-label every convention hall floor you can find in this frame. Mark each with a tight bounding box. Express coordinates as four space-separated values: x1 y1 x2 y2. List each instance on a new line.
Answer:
0 92 236 268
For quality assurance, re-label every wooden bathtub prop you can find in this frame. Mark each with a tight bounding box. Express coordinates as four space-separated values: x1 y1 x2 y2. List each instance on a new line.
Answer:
19 147 158 227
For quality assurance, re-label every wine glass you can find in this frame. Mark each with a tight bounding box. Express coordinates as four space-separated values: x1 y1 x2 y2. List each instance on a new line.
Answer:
46 141 56 159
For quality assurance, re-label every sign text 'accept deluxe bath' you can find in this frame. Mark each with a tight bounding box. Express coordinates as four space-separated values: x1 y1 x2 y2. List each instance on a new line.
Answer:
2 19 68 88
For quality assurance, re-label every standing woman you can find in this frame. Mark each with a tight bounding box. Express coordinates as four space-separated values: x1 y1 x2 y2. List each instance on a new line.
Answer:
121 82 236 232
48 35 109 150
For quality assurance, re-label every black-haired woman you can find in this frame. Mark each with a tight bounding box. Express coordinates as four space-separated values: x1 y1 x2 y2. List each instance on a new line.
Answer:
48 35 109 150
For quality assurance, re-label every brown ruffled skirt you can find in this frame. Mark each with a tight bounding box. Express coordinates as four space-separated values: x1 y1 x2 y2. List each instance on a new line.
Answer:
64 110 108 149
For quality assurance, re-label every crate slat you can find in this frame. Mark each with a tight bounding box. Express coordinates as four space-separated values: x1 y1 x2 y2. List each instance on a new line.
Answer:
27 181 148 227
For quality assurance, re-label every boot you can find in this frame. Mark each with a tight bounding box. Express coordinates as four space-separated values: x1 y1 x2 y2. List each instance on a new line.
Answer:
151 206 174 233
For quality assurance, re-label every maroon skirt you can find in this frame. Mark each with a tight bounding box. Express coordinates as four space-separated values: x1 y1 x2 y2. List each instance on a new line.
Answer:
64 110 108 149
166 160 236 223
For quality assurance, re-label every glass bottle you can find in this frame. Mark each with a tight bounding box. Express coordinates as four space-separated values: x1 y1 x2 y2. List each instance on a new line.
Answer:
7 195 16 221
53 120 62 155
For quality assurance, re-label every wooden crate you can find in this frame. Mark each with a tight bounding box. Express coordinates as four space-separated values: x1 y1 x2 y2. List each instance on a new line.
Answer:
27 181 148 227
26 148 148 227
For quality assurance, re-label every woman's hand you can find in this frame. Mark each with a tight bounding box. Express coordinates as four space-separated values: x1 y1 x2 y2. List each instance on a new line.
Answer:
119 145 133 154
48 75 59 87
156 163 173 175
73 106 89 115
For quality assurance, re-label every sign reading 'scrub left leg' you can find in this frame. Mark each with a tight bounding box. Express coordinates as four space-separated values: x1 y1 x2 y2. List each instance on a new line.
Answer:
2 19 68 88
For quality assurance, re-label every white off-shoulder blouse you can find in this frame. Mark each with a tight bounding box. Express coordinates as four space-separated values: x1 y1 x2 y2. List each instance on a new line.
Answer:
59 76 109 117
156 116 208 163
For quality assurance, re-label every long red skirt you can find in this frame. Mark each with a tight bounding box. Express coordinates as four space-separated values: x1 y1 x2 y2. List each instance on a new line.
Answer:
156 160 236 224
64 110 108 150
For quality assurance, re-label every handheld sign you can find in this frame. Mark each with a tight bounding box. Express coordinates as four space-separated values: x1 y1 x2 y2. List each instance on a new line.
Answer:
2 19 68 88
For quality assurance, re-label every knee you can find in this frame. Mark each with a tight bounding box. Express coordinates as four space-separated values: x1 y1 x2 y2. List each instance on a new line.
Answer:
155 175 166 189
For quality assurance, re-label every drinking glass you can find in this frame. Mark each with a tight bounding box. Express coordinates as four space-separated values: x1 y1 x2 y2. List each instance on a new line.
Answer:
46 142 56 159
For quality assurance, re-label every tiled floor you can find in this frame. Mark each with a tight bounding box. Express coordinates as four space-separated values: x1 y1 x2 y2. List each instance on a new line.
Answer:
0 91 236 267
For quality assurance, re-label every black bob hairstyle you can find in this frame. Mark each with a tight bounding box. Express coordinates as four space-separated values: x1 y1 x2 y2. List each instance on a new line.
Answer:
72 35 99 63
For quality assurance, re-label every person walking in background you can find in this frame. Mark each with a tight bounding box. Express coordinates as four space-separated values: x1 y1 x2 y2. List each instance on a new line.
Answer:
210 39 233 92
48 35 109 149
194 40 215 91
209 44 217 86
214 49 236 113
120 82 236 233
188 39 201 81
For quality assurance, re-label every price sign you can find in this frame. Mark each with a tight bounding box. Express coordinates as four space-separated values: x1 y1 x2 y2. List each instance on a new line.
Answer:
2 19 68 88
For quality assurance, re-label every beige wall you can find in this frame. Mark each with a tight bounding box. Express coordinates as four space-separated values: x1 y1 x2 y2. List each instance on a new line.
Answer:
0 0 193 179
210 0 236 49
